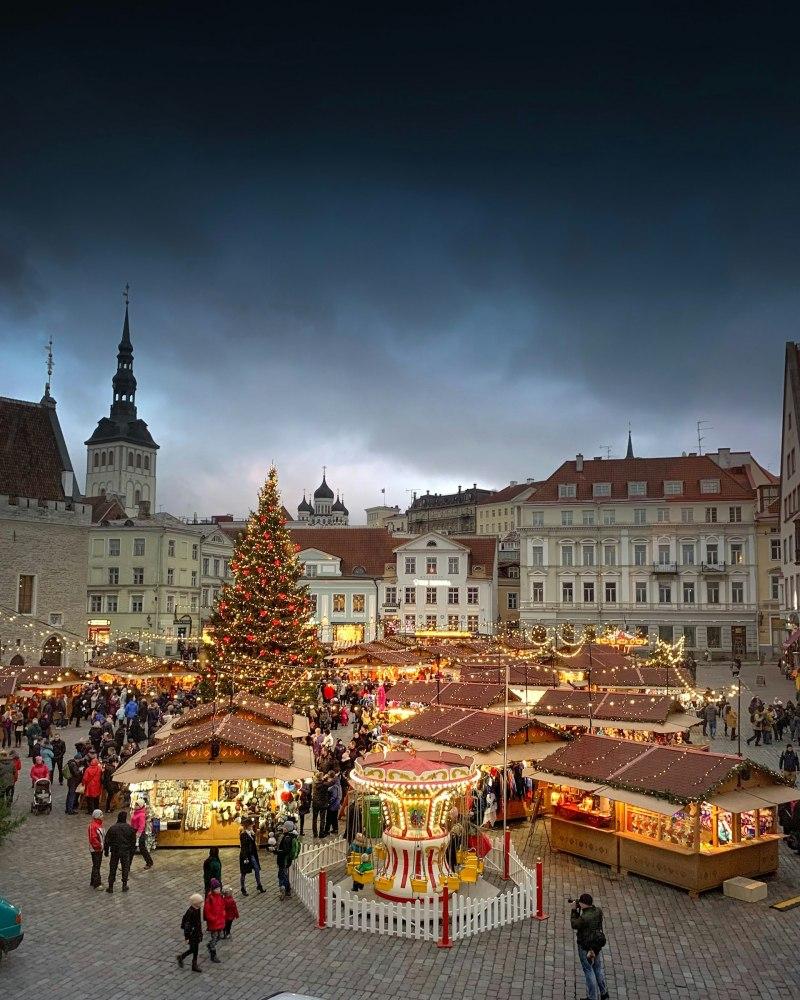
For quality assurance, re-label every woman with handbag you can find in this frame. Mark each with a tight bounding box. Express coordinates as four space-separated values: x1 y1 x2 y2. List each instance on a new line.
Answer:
239 818 264 896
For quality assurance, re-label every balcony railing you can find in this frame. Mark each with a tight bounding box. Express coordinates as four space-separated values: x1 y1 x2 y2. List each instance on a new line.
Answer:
519 599 757 613
653 562 678 574
700 562 727 573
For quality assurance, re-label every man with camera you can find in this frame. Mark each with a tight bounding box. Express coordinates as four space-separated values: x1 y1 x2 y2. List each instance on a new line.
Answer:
570 892 609 1000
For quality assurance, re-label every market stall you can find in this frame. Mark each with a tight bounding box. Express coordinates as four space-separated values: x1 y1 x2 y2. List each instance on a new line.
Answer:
114 713 315 847
527 690 703 745
386 680 519 711
388 705 570 821
171 690 309 735
527 734 797 894
86 652 200 689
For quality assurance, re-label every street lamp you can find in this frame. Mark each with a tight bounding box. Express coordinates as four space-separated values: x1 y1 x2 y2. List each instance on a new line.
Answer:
731 657 742 758
587 643 594 733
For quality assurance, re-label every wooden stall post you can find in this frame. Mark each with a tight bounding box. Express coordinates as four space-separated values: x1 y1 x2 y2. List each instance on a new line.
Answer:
503 828 511 880
534 857 548 920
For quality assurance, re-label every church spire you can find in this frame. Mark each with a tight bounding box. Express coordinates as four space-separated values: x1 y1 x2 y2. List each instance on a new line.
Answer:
111 285 137 418
626 425 634 459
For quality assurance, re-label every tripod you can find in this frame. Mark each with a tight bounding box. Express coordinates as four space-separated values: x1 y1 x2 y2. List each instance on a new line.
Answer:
523 787 551 855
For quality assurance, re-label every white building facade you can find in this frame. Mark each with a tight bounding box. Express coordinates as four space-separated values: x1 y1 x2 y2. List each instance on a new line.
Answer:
518 453 759 656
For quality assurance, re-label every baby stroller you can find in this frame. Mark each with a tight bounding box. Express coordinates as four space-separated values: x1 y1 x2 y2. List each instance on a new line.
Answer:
31 778 52 814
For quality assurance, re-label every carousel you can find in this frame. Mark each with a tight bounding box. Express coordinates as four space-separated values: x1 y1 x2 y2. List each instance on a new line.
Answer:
347 749 482 901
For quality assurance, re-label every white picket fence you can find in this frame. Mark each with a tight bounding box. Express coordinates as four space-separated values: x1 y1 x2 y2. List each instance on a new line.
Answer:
292 835 542 942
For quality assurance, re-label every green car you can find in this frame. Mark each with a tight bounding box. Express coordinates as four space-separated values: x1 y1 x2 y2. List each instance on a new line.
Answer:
0 896 23 959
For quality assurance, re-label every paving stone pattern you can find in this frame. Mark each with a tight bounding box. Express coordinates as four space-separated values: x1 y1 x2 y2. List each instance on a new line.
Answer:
1 660 799 1000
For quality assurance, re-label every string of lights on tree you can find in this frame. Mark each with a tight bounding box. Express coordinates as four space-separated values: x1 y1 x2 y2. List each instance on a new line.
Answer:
202 466 326 707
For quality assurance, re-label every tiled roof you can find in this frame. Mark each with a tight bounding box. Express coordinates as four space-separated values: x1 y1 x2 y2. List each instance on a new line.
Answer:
535 734 775 802
173 692 294 730
531 455 754 503
0 675 17 698
0 397 71 501
89 654 195 677
136 715 295 767
555 644 633 670
291 527 400 576
476 482 540 506
84 495 128 522
461 664 560 687
387 681 510 709
347 648 436 667
389 705 535 751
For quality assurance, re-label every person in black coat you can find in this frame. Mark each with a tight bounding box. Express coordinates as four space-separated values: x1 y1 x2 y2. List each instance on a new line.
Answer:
177 893 204 972
239 818 264 895
104 811 136 892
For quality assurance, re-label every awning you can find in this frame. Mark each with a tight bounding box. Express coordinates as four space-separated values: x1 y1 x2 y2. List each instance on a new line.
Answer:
783 627 800 650
113 743 315 784
595 786 683 816
531 714 701 734
709 790 768 812
523 770 603 794
746 785 800 806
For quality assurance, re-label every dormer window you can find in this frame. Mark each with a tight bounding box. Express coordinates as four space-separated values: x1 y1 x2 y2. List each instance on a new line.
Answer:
353 566 366 575
700 479 720 494
664 480 683 495
558 483 577 498
593 483 611 497
627 481 646 496
426 539 437 546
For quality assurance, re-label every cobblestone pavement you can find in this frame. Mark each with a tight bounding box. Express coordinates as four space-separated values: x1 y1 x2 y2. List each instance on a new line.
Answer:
1 668 799 1000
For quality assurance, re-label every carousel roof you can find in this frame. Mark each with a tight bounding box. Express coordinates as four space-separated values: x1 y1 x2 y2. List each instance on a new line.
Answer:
172 692 294 730
135 714 296 768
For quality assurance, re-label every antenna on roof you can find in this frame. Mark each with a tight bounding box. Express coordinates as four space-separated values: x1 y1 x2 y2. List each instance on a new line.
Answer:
696 419 712 455
43 336 54 398
599 445 612 460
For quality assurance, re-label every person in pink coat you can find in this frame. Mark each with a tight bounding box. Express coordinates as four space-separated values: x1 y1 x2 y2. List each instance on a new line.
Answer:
130 799 154 869
30 756 49 785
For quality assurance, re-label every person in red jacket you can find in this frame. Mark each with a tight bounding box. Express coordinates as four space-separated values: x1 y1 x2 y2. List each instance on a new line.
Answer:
221 886 239 938
88 808 105 889
30 755 49 786
203 880 225 963
82 755 102 812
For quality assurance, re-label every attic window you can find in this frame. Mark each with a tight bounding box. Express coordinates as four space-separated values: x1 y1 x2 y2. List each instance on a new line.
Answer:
592 483 611 497
558 484 577 498
124 519 134 527
700 479 720 494
627 481 646 496
664 480 683 495
353 565 366 575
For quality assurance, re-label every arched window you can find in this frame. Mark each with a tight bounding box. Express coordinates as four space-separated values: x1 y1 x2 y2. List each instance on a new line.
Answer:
143 455 150 471
41 635 63 667
101 450 106 467
93 452 99 469
135 489 141 505
100 488 106 496
136 453 142 469
108 451 114 468
128 451 134 468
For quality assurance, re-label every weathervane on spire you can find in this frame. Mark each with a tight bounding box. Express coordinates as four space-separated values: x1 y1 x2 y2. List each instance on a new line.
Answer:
123 282 130 306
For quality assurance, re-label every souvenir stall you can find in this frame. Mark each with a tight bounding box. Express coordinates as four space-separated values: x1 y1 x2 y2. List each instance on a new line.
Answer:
387 705 569 822
527 734 797 894
528 690 703 745
113 713 315 847
86 653 200 691
0 674 16 708
343 648 438 683
0 666 91 716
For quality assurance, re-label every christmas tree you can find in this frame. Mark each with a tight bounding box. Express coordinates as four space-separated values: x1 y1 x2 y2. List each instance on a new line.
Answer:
204 466 326 706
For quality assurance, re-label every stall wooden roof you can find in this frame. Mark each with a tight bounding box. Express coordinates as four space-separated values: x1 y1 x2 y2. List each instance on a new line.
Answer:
346 648 436 667
555 643 632 670
136 714 296 768
388 705 560 752
88 654 199 679
531 690 695 725
569 663 692 689
532 734 791 804
460 664 560 687
386 680 518 710
0 665 91 690
172 692 294 730
0 674 17 699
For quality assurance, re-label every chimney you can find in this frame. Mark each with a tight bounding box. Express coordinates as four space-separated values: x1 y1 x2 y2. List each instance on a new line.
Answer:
458 485 462 493
473 483 477 489
526 477 535 484
576 453 584 472
717 447 731 466
509 480 517 487
137 500 151 518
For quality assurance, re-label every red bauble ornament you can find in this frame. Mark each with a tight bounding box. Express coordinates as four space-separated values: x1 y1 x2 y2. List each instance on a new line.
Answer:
323 684 335 700
243 568 250 576
263 532 271 539
259 516 266 524
246 633 255 642
258 649 267 657
267 678 276 686
259 609 268 618
222 636 231 644
274 559 281 566
272 618 280 626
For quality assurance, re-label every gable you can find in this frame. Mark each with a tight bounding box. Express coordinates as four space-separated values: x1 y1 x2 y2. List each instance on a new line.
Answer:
393 531 471 554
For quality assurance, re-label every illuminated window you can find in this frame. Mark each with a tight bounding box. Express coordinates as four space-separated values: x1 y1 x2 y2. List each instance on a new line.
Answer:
332 594 345 613
353 594 365 613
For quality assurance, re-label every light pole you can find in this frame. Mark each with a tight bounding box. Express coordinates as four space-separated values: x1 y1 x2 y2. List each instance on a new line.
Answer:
732 658 742 758
587 643 594 733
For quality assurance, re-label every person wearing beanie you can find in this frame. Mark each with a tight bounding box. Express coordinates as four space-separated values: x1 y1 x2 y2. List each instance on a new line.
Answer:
88 809 105 889
571 892 609 1000
177 893 204 973
276 820 297 900
203 881 225 962
238 818 264 896
221 887 239 938
30 755 49 786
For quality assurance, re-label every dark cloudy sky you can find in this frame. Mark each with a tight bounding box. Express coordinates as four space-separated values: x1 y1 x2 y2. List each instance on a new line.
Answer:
1 3 798 520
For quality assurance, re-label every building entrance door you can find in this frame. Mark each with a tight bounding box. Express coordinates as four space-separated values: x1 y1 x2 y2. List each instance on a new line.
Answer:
732 625 747 656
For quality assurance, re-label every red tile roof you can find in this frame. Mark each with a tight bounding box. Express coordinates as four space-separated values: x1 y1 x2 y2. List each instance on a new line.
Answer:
290 527 401 576
0 397 71 501
387 681 511 709
531 455 754 503
84 495 128 522
476 482 540 505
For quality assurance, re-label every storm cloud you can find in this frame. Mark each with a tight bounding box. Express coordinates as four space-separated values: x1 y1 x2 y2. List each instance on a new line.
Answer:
1 4 796 519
